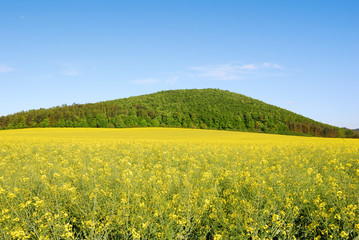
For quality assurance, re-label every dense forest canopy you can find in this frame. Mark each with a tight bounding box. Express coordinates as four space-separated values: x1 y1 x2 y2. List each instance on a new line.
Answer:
0 89 357 138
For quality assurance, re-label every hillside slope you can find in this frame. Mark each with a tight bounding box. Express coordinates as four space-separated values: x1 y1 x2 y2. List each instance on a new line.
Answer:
0 89 357 137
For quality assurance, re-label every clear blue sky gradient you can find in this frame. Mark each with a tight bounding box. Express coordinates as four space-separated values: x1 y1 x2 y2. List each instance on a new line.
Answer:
1 1 358 129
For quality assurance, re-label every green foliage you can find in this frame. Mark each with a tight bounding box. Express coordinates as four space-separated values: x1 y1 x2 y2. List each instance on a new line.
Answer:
139 119 147 127
0 89 357 138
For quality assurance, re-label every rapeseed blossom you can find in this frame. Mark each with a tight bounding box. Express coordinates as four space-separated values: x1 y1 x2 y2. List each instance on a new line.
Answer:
0 128 358 239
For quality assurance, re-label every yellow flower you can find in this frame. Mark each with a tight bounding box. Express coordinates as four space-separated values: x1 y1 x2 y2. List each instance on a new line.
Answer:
340 231 348 238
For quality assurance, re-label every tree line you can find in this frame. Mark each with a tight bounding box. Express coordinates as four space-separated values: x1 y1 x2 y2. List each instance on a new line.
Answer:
1 89 357 138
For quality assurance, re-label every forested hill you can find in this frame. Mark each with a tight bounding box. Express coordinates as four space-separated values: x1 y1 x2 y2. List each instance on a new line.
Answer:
0 89 357 138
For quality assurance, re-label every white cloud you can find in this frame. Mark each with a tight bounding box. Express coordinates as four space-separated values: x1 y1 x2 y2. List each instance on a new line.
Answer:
190 64 242 81
262 62 283 69
286 101 296 105
0 65 15 73
127 61 283 84
131 78 159 85
189 62 284 81
239 64 258 70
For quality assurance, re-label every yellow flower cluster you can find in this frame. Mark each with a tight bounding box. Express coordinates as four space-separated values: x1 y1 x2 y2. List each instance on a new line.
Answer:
0 128 358 239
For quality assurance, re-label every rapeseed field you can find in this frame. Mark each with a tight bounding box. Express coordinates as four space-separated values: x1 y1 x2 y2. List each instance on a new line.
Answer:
0 128 358 239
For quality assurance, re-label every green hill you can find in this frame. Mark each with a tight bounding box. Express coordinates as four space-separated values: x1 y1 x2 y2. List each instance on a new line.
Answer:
0 89 357 138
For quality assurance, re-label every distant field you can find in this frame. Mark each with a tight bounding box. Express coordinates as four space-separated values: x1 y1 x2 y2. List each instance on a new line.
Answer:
0 128 358 239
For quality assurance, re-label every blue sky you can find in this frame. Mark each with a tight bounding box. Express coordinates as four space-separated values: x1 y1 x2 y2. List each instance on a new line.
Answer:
1 1 358 129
